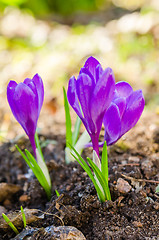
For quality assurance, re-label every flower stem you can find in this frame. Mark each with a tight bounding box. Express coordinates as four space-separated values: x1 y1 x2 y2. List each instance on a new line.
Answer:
91 134 100 157
29 134 36 157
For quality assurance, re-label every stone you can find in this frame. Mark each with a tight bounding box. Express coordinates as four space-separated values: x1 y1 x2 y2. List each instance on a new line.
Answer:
11 225 86 240
116 178 132 194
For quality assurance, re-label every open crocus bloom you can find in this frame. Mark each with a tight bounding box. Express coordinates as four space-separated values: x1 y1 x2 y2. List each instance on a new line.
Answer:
67 56 115 156
103 81 145 146
7 74 44 155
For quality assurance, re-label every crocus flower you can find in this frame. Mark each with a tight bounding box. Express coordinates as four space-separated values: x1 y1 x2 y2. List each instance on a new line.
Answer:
7 74 44 155
103 81 145 146
67 56 115 156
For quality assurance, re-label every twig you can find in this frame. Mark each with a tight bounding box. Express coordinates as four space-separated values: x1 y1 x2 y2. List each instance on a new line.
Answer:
37 209 64 226
119 163 140 167
120 173 159 184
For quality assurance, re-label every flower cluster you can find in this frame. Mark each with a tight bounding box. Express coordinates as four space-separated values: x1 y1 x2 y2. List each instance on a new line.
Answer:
67 56 145 155
7 56 145 202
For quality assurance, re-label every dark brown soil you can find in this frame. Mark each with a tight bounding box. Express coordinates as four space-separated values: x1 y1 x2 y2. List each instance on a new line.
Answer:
0 112 158 240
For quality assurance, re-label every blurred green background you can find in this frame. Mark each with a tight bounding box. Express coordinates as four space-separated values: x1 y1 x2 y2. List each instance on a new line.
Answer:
0 0 159 139
0 0 109 16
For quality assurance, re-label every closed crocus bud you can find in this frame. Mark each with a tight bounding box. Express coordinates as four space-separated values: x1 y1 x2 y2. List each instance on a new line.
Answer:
67 56 115 156
7 74 44 155
103 81 145 145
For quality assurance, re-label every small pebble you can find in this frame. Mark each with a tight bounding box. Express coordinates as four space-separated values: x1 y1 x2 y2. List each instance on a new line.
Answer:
66 185 71 191
19 194 29 202
128 199 132 206
116 178 132 194
128 156 140 163
133 221 143 228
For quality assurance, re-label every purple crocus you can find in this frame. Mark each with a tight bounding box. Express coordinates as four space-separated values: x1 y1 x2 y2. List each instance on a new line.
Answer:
103 81 145 146
7 74 44 155
67 56 115 156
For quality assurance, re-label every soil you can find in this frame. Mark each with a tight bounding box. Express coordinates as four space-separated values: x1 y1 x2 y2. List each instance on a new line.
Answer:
0 111 158 240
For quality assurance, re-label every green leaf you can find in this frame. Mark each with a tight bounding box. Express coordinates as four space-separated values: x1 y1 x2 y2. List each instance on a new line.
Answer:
87 157 111 200
16 145 51 200
21 206 26 228
34 132 44 162
72 116 81 146
69 144 93 176
71 152 105 202
25 149 51 199
101 141 108 184
55 189 60 197
63 87 72 147
16 145 35 171
2 213 19 235
70 145 105 202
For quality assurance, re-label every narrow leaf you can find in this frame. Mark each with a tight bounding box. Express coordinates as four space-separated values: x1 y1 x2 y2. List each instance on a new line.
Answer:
2 213 19 235
16 145 51 199
25 150 51 199
34 132 44 162
69 144 93 176
55 189 60 197
63 87 72 147
35 149 51 188
74 130 91 156
70 145 105 202
21 206 26 228
71 152 105 202
87 157 111 200
72 116 81 146
101 141 108 184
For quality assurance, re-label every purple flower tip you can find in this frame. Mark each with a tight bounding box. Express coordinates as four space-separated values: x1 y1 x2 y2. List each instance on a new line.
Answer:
7 73 44 155
103 81 145 146
67 56 115 155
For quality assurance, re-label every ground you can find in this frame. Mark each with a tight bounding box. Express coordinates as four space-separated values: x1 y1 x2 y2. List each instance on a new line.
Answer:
0 110 158 240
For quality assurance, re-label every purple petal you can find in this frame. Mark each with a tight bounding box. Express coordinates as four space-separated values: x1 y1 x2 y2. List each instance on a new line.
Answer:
83 56 100 80
103 103 121 145
121 89 145 136
113 97 126 118
67 76 83 120
7 82 38 137
23 78 37 96
23 78 38 108
79 67 94 83
115 81 133 98
7 81 18 116
23 74 44 115
90 67 115 130
7 80 17 89
76 73 95 133
32 74 44 114
95 64 104 82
